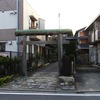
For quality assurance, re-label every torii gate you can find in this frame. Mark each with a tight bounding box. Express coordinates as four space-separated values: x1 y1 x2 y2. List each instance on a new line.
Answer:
15 29 72 76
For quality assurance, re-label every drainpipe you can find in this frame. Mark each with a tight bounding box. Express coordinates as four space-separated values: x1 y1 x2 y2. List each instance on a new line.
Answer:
16 0 19 56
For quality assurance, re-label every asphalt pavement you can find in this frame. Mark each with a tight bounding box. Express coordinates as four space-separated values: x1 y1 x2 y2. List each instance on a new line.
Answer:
75 65 100 93
0 92 100 100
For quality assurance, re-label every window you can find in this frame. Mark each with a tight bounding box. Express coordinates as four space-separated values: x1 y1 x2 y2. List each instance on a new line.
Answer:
0 43 5 52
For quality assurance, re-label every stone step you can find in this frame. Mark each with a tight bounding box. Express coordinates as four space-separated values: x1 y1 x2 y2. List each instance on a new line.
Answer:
75 67 100 73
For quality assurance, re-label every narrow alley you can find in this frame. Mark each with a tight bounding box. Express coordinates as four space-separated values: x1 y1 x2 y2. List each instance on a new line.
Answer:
1 62 75 92
3 62 59 91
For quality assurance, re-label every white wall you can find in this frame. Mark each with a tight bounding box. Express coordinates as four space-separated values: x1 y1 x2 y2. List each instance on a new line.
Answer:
0 10 17 29
23 0 39 29
95 30 98 41
6 41 17 52
38 18 45 29
0 10 17 52
38 18 46 42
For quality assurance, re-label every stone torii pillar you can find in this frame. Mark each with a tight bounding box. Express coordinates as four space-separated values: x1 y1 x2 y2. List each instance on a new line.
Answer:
22 35 27 76
58 33 63 75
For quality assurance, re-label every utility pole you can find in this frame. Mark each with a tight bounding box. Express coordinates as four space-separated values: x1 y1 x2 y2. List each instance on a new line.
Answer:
58 13 63 75
58 13 60 29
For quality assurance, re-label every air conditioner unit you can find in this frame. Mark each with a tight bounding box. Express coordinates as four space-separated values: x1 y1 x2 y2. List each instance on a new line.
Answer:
95 30 100 40
8 41 12 45
98 30 100 39
9 11 17 15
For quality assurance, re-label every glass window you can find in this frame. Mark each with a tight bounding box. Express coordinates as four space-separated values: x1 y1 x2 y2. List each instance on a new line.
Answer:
0 43 5 52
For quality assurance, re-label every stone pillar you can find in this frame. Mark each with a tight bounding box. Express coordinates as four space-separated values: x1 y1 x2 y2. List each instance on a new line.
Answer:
22 35 27 76
58 33 63 75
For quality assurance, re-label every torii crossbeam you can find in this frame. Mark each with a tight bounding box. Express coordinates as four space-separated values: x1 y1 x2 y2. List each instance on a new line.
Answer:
15 29 72 76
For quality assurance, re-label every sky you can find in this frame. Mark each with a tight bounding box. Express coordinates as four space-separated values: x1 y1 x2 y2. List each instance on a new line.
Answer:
27 0 100 34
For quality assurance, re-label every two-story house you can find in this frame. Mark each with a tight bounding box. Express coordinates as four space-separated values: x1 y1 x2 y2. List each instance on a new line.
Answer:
75 27 89 64
0 0 45 57
85 14 100 65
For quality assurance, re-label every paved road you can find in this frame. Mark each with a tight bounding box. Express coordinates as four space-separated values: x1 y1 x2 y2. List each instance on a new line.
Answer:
0 92 100 100
75 66 100 92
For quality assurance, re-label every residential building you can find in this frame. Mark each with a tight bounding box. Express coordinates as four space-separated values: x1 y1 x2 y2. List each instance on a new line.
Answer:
85 14 100 65
74 27 89 64
0 0 45 56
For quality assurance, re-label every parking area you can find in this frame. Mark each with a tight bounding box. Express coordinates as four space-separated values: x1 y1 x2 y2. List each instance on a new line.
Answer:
75 66 100 93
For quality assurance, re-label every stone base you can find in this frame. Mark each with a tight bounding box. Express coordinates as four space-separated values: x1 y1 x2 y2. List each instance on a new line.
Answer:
59 76 75 86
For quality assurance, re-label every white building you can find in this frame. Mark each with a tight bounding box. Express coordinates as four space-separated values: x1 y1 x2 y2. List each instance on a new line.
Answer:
0 0 45 56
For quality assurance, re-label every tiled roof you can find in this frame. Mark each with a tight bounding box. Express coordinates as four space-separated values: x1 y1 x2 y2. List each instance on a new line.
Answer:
0 29 16 41
0 0 16 11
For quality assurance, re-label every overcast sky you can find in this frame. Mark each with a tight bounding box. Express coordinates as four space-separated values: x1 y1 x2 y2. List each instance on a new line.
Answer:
27 0 100 33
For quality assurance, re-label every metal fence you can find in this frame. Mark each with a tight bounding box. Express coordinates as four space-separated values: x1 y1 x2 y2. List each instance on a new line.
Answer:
0 51 54 76
0 51 22 58
0 51 22 76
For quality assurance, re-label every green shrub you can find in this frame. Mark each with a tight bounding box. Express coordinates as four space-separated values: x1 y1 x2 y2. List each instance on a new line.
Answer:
0 56 10 65
0 75 13 86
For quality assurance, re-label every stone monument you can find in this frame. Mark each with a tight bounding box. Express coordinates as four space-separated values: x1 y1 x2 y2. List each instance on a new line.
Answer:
60 54 72 76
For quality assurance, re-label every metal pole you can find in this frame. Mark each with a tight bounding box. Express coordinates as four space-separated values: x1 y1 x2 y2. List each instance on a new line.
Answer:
10 51 12 74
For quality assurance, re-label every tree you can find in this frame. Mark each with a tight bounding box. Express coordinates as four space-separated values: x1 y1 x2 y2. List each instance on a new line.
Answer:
64 40 76 61
62 29 76 61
